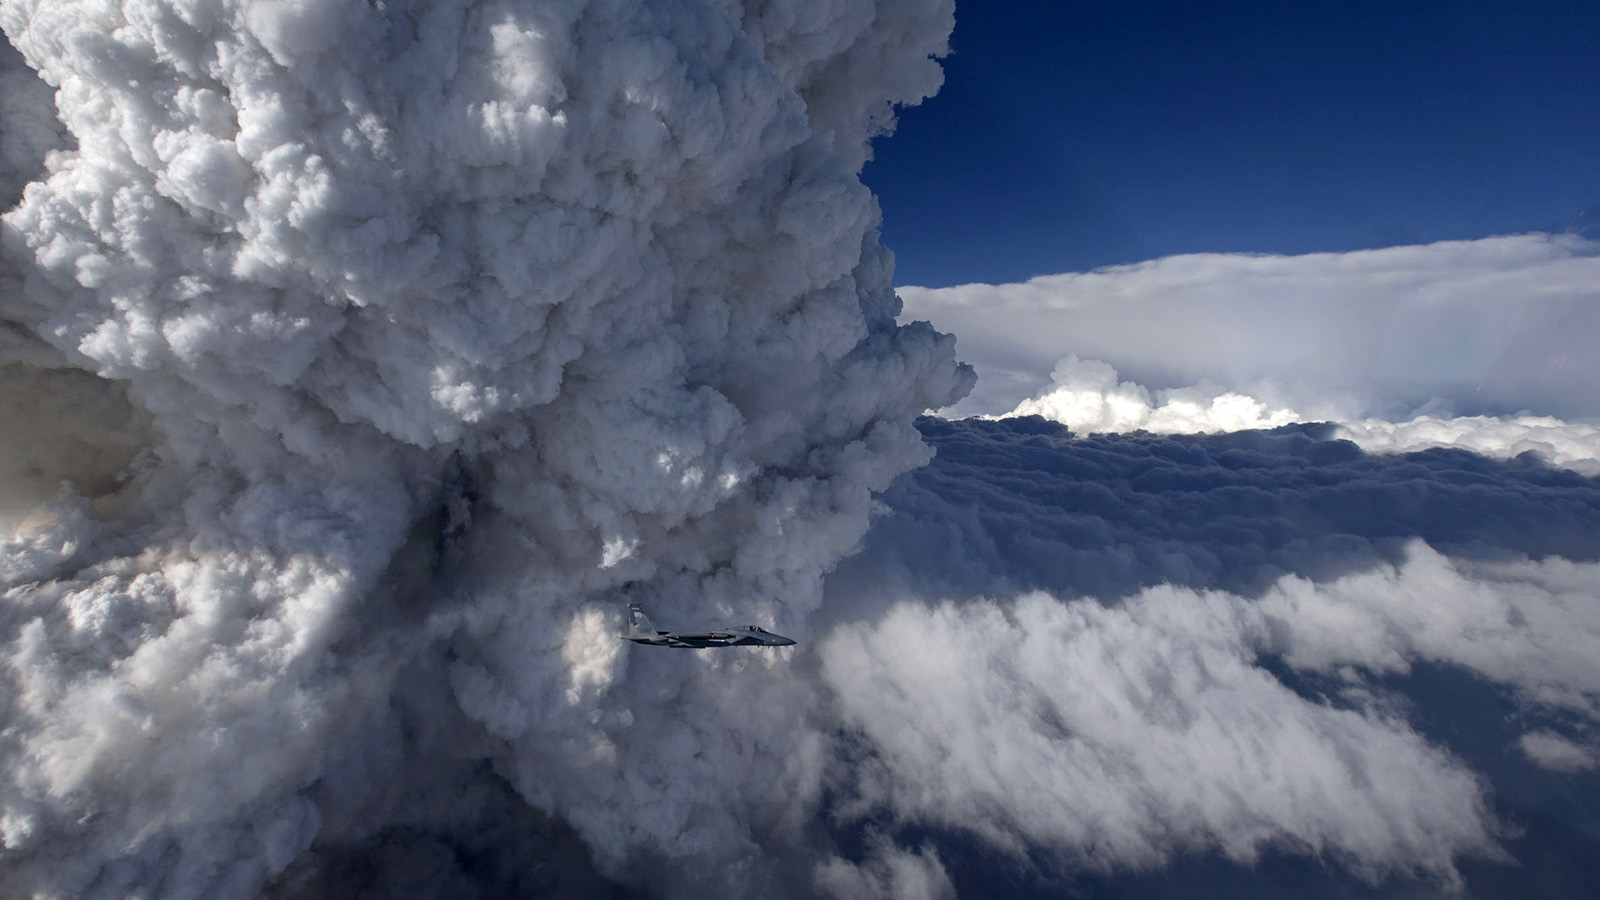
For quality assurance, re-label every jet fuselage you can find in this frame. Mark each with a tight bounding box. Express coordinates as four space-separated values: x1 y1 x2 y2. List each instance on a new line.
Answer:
622 604 796 648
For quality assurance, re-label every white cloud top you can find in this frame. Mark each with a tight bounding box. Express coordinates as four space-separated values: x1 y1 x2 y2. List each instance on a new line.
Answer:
901 234 1600 423
1003 355 1600 474
902 238 1600 473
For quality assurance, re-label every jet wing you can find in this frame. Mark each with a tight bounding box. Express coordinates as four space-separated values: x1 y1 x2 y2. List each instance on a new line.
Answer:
663 631 737 648
623 610 795 648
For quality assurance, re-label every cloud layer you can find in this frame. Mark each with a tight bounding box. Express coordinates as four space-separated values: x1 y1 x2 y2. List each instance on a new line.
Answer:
823 582 1502 888
1005 355 1600 475
3 3 1597 899
821 417 1600 895
900 234 1600 423
832 417 1600 605
821 539 1600 891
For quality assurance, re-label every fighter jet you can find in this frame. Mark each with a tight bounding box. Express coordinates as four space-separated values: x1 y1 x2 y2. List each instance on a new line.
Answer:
622 603 796 648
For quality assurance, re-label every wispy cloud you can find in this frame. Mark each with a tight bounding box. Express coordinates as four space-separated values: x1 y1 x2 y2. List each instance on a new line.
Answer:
822 577 1506 887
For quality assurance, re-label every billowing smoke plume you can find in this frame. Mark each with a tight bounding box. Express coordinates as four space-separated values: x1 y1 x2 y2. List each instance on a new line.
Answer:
0 2 969 897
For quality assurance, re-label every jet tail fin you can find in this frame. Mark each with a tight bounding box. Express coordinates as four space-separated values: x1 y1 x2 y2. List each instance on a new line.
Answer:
626 604 659 637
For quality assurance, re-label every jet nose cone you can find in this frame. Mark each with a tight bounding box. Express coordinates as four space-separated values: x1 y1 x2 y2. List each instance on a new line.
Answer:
778 636 796 646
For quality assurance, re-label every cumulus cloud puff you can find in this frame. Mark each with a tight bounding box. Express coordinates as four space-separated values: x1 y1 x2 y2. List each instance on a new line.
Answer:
1008 354 1304 434
1335 415 1600 476
1005 356 1600 475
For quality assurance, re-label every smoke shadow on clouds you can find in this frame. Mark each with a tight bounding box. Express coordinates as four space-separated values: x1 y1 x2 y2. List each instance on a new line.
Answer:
263 761 636 900
825 415 1600 620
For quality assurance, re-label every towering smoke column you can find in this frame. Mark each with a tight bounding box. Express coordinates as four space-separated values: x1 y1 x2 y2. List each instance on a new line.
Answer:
0 2 969 897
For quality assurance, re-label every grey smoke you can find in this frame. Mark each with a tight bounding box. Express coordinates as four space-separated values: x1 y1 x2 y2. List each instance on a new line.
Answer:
0 2 968 898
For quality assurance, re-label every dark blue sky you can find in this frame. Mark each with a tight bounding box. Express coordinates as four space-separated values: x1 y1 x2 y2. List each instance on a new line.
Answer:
864 0 1600 287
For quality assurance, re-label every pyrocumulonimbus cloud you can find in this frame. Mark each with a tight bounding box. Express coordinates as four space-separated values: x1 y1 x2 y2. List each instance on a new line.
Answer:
0 2 971 897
